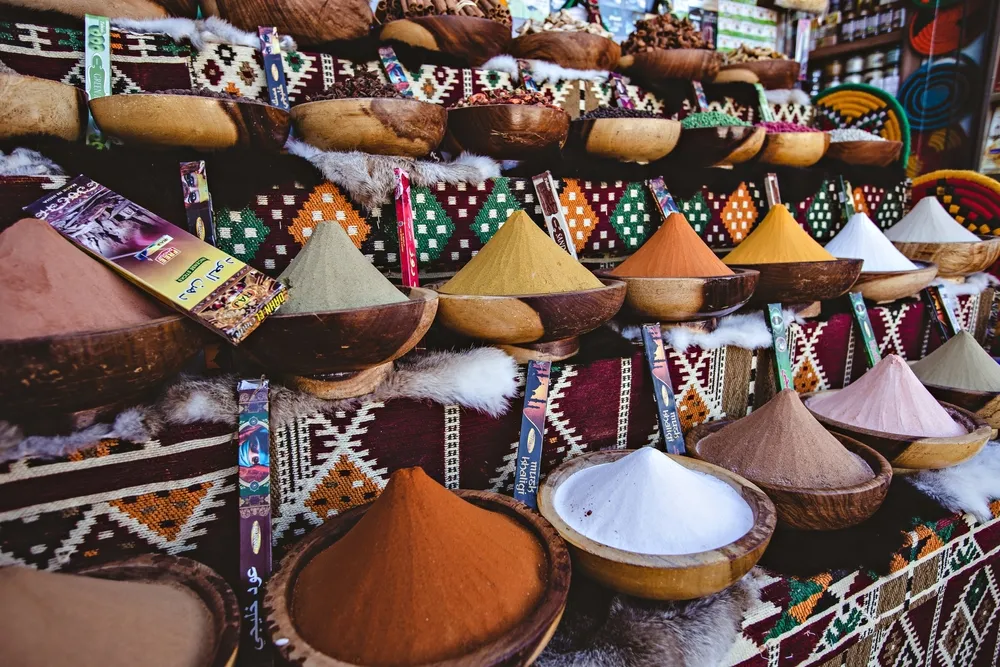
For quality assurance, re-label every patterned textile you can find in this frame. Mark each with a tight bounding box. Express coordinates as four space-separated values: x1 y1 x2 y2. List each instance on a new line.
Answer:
911 169 1000 235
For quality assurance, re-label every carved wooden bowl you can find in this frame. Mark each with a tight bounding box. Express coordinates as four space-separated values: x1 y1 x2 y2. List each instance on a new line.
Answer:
919 383 1000 436
445 104 570 160
687 422 892 531
618 48 723 84
567 117 681 164
850 261 938 303
756 131 830 167
714 59 800 89
90 93 291 151
595 268 758 322
891 237 1000 278
0 314 206 431
291 97 447 158
509 31 621 71
669 125 765 168
826 140 903 167
0 72 86 141
804 391 992 471
202 0 372 45
379 15 511 67
264 490 571 667
77 554 240 667
726 258 863 307
537 449 775 600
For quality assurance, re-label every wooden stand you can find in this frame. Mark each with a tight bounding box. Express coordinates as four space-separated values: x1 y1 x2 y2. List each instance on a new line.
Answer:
286 362 394 399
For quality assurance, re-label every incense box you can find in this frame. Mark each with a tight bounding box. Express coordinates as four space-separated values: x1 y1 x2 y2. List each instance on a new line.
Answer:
848 292 880 368
513 360 551 509
25 175 286 344
258 27 289 110
531 171 576 258
179 160 217 246
608 72 635 109
517 59 540 92
84 14 110 149
641 324 685 454
377 46 414 98
647 176 680 215
766 304 793 391
393 168 420 287
923 286 961 339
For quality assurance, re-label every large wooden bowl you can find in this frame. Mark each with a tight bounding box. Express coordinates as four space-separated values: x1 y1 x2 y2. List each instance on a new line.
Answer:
509 31 621 71
596 268 759 323
0 314 206 430
445 104 570 161
537 449 775 600
567 117 680 163
757 131 830 167
380 16 511 67
264 490 571 667
90 93 291 151
804 391 992 471
201 0 371 45
687 422 892 531
76 554 240 667
891 237 1000 278
291 97 447 158
3 0 196 20
727 258 863 307
669 125 765 168
919 383 1000 436
618 48 722 84
826 140 903 167
0 72 86 142
714 59 800 89
850 261 938 303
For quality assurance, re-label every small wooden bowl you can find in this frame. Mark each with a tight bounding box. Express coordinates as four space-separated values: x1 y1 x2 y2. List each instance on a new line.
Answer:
714 59 800 89
567 117 681 164
0 72 86 141
686 422 892 531
90 93 291 151
0 314 206 432
433 278 626 362
203 0 372 45
264 489 571 667
76 554 240 667
618 48 723 84
804 391 993 471
379 16 511 67
920 383 1000 436
596 268 759 323
537 449 775 600
669 125 765 168
727 258 863 308
509 31 621 71
891 237 1000 278
826 140 903 167
850 261 938 303
445 104 570 160
757 131 830 167
291 97 447 158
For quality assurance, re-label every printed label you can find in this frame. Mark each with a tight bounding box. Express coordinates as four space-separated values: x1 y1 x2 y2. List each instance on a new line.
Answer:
517 59 540 92
531 171 577 258
766 304 793 391
848 292 880 368
513 360 550 509
258 27 289 110
647 176 680 215
393 168 420 286
84 14 111 149
180 161 216 246
609 72 635 109
641 324 686 454
378 46 415 98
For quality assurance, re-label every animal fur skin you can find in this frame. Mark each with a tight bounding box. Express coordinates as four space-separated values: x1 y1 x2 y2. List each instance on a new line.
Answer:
933 272 996 296
0 148 65 176
608 309 801 351
482 54 611 83
908 441 1000 522
110 16 297 52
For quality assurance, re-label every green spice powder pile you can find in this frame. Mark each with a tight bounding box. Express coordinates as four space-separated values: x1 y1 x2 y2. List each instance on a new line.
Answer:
681 111 751 129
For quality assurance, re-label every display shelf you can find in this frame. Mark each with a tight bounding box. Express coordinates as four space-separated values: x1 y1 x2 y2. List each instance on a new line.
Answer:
809 30 902 60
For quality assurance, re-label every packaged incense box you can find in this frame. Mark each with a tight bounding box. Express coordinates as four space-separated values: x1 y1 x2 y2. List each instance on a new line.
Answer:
25 175 286 344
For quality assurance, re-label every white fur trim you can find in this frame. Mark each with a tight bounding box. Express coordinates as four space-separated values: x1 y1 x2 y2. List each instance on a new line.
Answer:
110 17 296 52
908 441 1000 522
0 148 64 176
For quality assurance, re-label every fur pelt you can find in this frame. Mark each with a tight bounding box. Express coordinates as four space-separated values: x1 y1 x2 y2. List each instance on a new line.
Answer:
286 138 500 210
0 148 65 176
764 88 811 106
481 54 611 83
0 59 15 75
0 408 147 464
538 573 760 667
110 17 297 52
934 272 996 296
908 441 1000 522
608 309 801 351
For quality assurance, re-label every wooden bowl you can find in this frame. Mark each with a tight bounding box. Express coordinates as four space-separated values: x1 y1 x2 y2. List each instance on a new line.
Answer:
380 16 511 67
757 131 830 167
727 258 863 307
0 72 86 142
850 261 938 302
90 93 291 151
445 104 570 161
3 0 196 20
669 125 765 168
76 554 239 667
714 59 800 89
264 489 571 667
433 278 626 362
891 237 1000 278
920 383 1000 436
687 422 892 531
804 390 993 471
567 117 680 164
0 314 206 431
618 48 723 84
826 140 903 167
291 97 447 158
201 0 371 45
537 449 775 600
509 31 621 71
596 268 759 323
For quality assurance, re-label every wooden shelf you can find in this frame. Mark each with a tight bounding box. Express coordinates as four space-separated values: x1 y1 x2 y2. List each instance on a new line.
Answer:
809 31 903 61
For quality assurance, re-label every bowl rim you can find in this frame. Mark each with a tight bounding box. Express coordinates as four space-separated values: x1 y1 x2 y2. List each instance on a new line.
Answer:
89 91 287 112
593 266 759 284
855 259 937 277
718 58 799 69
826 138 904 149
291 96 446 113
266 285 437 321
570 115 680 125
431 276 625 301
511 30 618 44
382 13 509 27
725 257 864 271
760 129 829 138
0 312 190 347
917 378 1000 399
678 123 757 134
890 235 1000 247
537 448 776 569
446 103 570 116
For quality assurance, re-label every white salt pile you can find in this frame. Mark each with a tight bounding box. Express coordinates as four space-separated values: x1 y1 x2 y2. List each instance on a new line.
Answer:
553 447 754 555
825 212 918 272
885 197 980 243
829 128 886 143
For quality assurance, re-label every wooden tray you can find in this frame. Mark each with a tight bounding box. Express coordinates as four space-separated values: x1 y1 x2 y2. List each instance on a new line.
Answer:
0 72 86 141
826 140 903 167
291 97 447 158
618 48 722 84
727 258 863 307
891 237 1000 278
264 490 571 666
537 449 775 600
567 117 680 164
714 59 800 89
509 31 620 71
850 261 938 303
445 104 570 160
90 93 291 151
668 125 765 168
687 422 892 531
596 268 758 323
757 131 830 167
379 16 511 67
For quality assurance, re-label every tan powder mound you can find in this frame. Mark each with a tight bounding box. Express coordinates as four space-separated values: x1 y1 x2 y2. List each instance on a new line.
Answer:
698 389 874 489
723 204 836 265
293 467 547 666
0 218 166 340
439 210 602 295
910 331 1000 393
0 566 215 667
612 211 734 278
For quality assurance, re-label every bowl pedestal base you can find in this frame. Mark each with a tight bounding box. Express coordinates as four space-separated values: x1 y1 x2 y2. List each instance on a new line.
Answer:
499 338 580 363
285 362 393 399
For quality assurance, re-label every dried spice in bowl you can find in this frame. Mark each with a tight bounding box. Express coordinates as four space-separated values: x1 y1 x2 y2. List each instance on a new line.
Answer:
756 121 821 133
451 88 563 111
577 107 661 120
723 44 788 64
680 111 749 129
621 14 710 55
376 0 512 27
155 88 264 104
304 69 402 101
517 10 615 39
